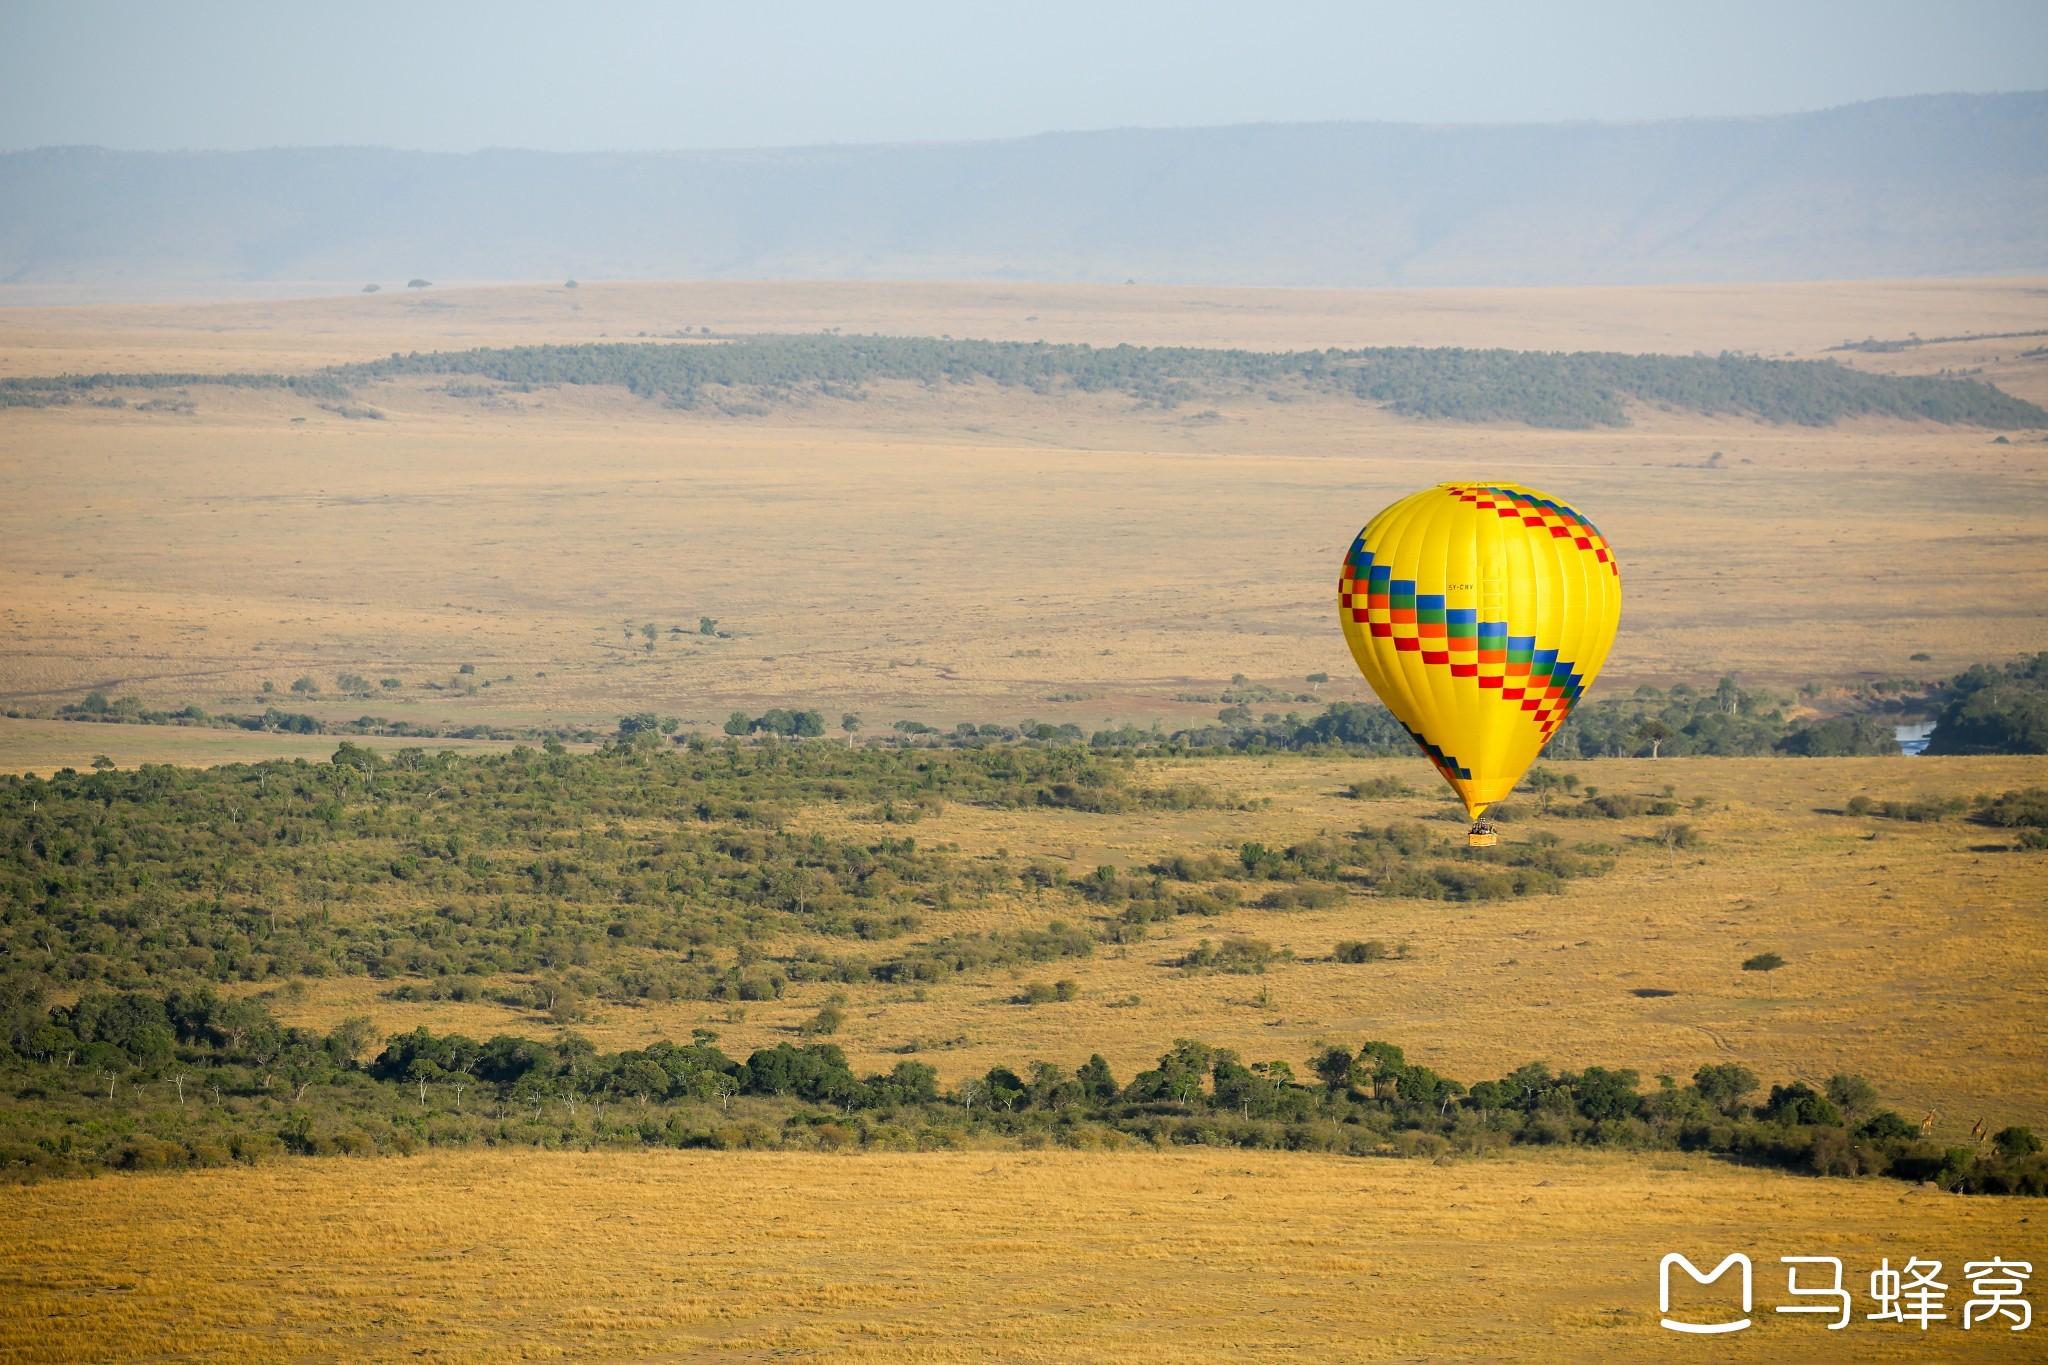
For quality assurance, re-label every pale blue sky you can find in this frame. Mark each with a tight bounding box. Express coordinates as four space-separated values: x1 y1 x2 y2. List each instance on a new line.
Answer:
2 0 2044 152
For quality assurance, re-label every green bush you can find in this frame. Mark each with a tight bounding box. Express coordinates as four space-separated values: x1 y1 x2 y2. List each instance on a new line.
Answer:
1177 937 1287 974
799 1005 845 1037
1843 793 1967 822
1973 787 2048 829
1346 776 1415 800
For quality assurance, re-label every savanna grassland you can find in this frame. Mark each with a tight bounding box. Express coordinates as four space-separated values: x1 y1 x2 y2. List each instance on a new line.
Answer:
1 278 2045 759
2 279 2045 1360
3 1148 2040 1363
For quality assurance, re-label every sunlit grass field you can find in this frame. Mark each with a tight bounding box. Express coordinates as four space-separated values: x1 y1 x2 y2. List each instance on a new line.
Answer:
2 1147 2039 1362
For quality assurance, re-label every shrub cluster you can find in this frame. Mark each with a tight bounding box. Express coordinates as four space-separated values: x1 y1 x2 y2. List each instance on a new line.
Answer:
1837 786 2048 849
0 746 1189 995
0 747 1608 1012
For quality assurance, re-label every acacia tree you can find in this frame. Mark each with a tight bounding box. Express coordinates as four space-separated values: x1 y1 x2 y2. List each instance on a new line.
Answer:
407 1057 442 1103
1635 719 1675 758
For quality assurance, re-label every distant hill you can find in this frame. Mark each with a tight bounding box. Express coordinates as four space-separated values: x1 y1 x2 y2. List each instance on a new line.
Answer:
3 93 2044 292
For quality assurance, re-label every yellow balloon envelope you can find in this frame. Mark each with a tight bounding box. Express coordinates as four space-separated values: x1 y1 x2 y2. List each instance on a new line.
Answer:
1338 482 1621 826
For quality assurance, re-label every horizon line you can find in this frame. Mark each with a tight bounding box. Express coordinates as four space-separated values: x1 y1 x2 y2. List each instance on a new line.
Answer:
4 88 2042 160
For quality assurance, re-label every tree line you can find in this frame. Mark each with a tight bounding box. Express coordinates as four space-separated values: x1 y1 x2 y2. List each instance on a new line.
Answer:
22 657 2039 763
1117 661 2043 759
6 335 2044 429
1 983 2039 1195
19 692 602 746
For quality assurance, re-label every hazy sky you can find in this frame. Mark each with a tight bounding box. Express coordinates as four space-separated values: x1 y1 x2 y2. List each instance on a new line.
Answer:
3 0 2044 153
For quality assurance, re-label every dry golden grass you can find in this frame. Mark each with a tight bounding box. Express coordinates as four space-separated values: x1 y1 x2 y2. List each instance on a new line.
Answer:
1 1147 2039 1362
1 366 2042 752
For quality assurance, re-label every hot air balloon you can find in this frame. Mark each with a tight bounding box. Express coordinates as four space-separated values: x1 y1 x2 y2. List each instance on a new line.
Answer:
1337 482 1620 847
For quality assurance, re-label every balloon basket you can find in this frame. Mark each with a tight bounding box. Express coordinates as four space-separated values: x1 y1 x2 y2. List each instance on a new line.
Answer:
1466 822 1499 848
